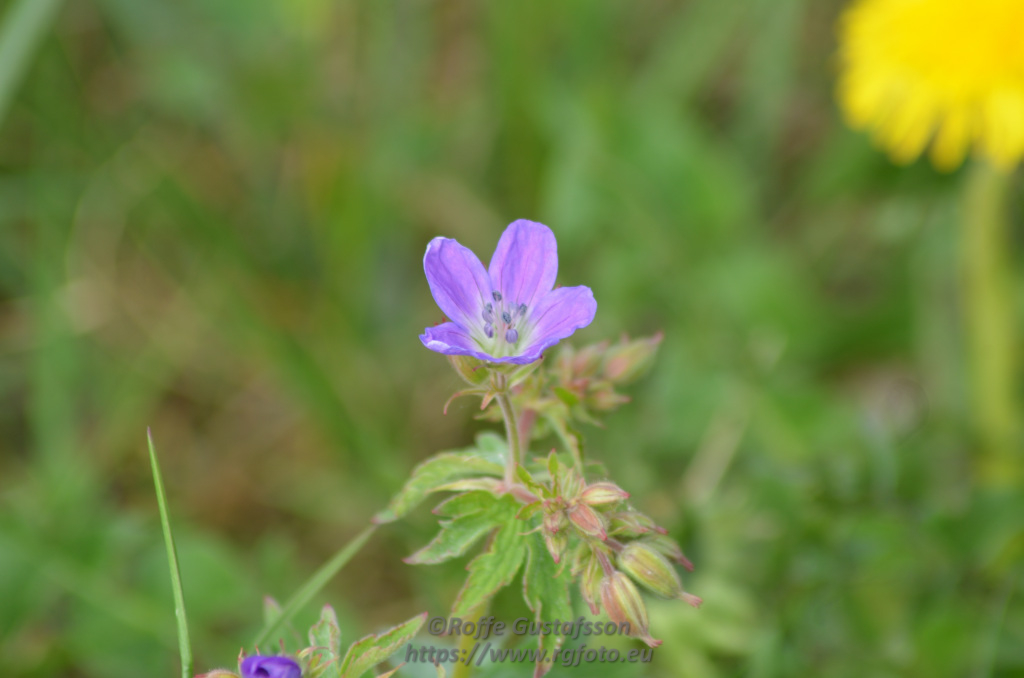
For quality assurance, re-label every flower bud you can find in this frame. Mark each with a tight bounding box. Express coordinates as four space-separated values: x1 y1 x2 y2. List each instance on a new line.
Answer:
579 482 630 507
240 656 302 678
568 503 607 540
195 671 239 678
579 553 603 615
543 526 569 563
570 341 607 378
600 571 660 647
585 383 630 411
555 466 585 502
542 503 567 533
602 333 663 384
642 534 694 571
618 542 701 607
608 511 657 537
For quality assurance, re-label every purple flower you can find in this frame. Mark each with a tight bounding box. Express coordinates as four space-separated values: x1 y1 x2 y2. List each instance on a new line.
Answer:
240 656 302 678
420 220 597 365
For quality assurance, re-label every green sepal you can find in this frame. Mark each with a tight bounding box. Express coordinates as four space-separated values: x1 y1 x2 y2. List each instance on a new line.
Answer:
405 492 515 565
337 612 428 678
373 433 506 523
452 495 529 616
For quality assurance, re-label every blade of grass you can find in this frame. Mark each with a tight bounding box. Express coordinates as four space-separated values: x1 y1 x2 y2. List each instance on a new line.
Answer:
148 429 194 678
253 524 376 650
0 0 63 128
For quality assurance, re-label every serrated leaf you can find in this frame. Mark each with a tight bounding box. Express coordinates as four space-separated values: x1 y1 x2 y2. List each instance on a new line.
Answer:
309 605 342 658
433 477 502 494
452 496 529 617
522 534 574 678
405 492 511 565
338 612 427 678
373 434 506 524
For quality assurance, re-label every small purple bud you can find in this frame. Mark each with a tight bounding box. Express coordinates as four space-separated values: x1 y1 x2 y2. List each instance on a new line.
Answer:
482 303 494 323
240 656 302 678
505 328 519 343
492 290 502 301
502 310 513 324
484 323 494 338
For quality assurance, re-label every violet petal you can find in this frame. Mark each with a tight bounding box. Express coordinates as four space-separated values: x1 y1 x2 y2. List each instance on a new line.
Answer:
487 219 558 311
519 285 597 359
423 237 492 327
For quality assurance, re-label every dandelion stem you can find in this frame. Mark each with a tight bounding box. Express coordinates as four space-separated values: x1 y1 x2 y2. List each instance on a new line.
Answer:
962 161 1019 485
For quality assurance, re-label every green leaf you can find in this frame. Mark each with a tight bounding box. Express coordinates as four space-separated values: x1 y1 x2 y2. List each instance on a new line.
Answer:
522 533 574 672
452 495 530 616
309 605 342 658
338 612 428 678
373 433 506 524
148 430 193 678
305 606 343 678
405 492 512 565
253 526 375 650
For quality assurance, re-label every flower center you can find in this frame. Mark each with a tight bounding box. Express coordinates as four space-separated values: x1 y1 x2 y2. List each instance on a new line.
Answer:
481 290 527 353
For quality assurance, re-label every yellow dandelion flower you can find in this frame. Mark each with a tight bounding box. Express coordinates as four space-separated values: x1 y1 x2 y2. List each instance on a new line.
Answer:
837 0 1024 171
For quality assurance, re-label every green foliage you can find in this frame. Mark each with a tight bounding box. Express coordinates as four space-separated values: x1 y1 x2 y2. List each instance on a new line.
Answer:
373 434 506 524
148 433 193 678
299 605 425 678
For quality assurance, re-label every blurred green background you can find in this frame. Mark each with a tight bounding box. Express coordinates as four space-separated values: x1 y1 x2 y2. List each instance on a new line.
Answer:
1 0 1022 676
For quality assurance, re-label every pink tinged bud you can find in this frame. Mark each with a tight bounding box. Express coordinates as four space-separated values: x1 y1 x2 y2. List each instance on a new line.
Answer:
559 468 585 501
543 527 569 563
602 332 663 384
447 354 490 386
570 342 607 378
543 508 567 533
618 542 695 603
600 572 661 648
568 503 607 540
580 554 603 615
643 534 694 571
579 482 630 507
195 672 240 678
589 387 630 412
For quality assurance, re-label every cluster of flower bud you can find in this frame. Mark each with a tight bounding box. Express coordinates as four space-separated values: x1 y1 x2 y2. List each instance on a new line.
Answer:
552 333 663 413
531 454 631 563
566 539 702 648
527 453 700 648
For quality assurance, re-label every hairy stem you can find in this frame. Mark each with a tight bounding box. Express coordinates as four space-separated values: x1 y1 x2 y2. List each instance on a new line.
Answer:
494 375 521 485
962 162 1019 486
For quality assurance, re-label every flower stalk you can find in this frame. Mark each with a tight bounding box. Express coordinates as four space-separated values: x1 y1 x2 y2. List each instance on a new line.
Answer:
962 161 1019 486
494 374 522 485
